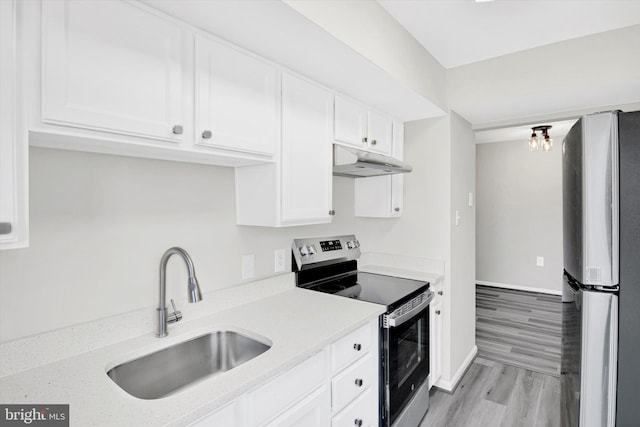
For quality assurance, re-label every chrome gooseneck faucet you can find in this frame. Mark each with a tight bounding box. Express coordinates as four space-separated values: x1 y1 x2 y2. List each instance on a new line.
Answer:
157 247 203 337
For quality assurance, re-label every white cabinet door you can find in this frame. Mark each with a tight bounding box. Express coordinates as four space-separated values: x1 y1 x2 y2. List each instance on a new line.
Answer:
0 0 28 250
281 73 333 224
196 34 277 157
189 400 240 427
248 350 327 426
354 121 404 218
263 386 330 427
41 0 185 142
429 290 443 388
366 110 392 155
235 73 332 227
334 96 366 148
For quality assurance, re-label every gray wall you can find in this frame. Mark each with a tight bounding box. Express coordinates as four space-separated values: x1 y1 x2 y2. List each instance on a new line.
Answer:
476 139 563 294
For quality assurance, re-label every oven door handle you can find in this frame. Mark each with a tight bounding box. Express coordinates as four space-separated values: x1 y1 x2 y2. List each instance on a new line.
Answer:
384 291 434 328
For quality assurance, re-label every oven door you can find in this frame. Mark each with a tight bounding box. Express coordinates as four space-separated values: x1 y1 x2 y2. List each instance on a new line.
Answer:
382 291 433 426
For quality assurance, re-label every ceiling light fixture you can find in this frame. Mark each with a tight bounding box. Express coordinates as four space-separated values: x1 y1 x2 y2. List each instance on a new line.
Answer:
528 125 553 152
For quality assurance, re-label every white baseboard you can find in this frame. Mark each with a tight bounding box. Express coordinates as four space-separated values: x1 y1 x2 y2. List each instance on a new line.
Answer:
476 280 562 296
434 345 478 393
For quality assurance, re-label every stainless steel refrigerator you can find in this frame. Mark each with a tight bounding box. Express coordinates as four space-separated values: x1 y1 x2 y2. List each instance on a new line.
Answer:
561 110 640 427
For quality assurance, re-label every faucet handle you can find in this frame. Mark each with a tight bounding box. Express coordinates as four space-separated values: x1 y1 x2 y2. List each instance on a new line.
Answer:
167 299 183 324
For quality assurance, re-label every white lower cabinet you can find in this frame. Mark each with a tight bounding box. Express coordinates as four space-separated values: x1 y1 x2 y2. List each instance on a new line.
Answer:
429 282 443 388
264 386 330 427
189 319 379 427
332 388 377 427
189 400 240 427
248 350 328 426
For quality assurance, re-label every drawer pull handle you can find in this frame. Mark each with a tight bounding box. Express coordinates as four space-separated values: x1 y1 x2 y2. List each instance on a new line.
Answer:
202 130 212 139
436 310 441 315
172 125 183 135
371 139 377 145
354 419 363 427
438 291 443 295
355 378 363 387
353 343 362 351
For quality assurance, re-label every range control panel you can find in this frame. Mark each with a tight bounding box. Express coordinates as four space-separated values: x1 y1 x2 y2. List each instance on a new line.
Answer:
292 235 360 270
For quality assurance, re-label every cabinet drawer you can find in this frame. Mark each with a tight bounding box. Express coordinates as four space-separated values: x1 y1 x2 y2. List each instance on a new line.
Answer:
332 353 375 413
332 388 377 427
331 322 374 374
248 350 327 426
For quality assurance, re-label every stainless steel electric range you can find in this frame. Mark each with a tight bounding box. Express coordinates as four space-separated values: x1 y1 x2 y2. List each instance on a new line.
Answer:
292 235 433 427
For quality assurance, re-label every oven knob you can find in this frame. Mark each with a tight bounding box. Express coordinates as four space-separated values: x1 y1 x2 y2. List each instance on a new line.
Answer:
354 419 363 427
355 378 363 387
299 245 309 256
307 244 316 255
347 240 359 249
353 343 362 351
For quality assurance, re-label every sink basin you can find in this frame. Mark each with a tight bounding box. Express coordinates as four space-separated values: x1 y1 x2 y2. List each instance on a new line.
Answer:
107 330 271 399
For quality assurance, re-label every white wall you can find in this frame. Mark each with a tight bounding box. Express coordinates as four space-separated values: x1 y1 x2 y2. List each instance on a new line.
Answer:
447 25 640 126
282 0 447 113
0 147 359 343
354 113 476 388
448 111 477 379
476 139 563 294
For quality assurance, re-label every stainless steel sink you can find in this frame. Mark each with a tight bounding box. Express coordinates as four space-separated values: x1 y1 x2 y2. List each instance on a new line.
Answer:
107 330 271 399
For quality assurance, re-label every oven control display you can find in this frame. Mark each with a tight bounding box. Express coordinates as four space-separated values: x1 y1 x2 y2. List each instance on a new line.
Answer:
319 240 342 252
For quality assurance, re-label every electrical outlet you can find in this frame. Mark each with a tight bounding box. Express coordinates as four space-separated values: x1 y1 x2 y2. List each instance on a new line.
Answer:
536 256 544 267
242 254 255 279
274 249 286 272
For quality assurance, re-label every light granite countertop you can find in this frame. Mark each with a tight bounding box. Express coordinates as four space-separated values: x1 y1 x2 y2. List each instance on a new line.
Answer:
0 274 385 426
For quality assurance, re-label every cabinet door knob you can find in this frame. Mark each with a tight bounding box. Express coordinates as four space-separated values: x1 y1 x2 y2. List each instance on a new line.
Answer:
436 310 441 315
438 291 443 295
0 222 12 235
361 137 368 143
371 139 377 145
328 210 335 216
172 125 183 135
355 378 363 387
354 419 363 427
201 130 212 139
353 343 362 351
394 207 400 212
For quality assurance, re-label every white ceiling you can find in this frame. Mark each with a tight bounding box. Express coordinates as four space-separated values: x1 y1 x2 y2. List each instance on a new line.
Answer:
378 0 640 69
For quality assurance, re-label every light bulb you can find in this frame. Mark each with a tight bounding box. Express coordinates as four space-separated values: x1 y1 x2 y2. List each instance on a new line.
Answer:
543 137 553 152
529 133 539 151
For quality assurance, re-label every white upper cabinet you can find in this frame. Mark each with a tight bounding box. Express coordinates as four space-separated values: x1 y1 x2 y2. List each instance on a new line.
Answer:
0 0 28 250
334 96 393 155
235 73 333 227
354 121 404 218
195 34 277 157
41 0 185 142
280 73 333 224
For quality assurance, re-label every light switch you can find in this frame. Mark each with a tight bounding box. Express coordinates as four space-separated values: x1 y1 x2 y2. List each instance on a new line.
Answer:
242 254 255 279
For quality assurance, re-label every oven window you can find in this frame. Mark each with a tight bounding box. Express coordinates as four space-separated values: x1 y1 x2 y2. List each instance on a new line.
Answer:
386 308 430 424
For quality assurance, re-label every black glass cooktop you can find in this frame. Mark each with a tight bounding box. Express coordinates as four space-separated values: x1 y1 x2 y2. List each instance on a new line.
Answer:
302 271 430 311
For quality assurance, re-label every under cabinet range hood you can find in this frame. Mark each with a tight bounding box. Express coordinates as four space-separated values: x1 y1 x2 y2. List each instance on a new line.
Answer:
332 145 413 177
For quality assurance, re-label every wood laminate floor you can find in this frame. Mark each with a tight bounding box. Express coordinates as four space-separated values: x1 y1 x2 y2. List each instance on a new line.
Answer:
419 357 560 427
475 285 562 377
